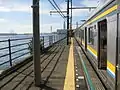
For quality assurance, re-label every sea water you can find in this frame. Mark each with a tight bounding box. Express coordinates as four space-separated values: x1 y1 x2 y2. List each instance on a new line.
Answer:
0 33 62 73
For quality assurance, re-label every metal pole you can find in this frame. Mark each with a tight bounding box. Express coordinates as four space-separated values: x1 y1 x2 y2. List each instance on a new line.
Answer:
70 0 72 39
67 0 69 45
43 36 44 49
76 22 78 28
50 26 52 33
8 39 12 66
63 21 65 30
71 0 72 30
32 0 41 86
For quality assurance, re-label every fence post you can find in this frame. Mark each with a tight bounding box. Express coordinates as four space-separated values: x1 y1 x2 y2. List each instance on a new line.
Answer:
52 35 53 45
49 36 52 46
49 36 50 46
54 35 55 43
43 36 44 49
8 39 12 66
54 35 56 42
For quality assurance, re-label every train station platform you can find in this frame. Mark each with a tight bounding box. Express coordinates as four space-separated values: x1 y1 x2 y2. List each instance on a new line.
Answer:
0 38 106 90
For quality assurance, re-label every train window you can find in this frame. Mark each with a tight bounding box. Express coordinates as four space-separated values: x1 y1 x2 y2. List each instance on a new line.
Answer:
88 27 94 45
85 27 87 51
81 30 84 41
94 25 96 29
98 19 107 70
79 30 83 44
88 28 90 43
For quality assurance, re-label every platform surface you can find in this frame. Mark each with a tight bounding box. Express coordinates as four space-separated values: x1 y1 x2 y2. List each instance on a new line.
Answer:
0 39 70 90
0 38 106 90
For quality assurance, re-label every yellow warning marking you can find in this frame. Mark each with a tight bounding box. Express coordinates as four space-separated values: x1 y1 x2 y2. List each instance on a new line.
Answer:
64 38 75 90
87 5 117 25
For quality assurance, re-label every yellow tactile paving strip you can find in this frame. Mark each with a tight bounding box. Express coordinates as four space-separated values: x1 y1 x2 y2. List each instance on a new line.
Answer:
63 38 75 90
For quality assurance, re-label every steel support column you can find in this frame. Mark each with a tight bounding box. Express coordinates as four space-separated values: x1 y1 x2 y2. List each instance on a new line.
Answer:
70 0 72 30
67 0 69 45
32 0 41 86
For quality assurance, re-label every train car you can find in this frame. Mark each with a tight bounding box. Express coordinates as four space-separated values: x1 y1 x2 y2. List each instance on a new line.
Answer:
75 0 120 89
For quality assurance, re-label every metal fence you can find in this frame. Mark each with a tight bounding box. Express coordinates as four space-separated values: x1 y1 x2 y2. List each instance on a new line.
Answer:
0 34 66 71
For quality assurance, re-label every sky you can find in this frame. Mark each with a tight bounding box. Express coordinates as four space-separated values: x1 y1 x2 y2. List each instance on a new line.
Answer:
0 0 101 34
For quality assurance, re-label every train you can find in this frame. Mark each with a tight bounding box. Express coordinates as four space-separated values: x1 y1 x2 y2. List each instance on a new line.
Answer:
75 0 120 89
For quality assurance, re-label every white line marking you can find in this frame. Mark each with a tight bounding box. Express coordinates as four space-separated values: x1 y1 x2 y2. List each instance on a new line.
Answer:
78 76 84 79
76 74 78 76
76 85 79 88
76 79 79 81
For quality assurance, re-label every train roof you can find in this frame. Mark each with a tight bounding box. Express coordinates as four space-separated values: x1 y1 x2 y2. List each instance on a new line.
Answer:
79 0 115 29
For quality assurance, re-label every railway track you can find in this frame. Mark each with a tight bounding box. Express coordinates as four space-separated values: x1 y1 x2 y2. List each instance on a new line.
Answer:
74 38 106 90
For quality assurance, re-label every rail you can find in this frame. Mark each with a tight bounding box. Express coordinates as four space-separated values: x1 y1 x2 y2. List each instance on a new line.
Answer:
0 34 66 71
75 37 107 90
78 47 95 90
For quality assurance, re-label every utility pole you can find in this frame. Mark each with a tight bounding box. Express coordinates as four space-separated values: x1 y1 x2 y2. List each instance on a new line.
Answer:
76 22 78 28
51 26 52 33
32 0 41 86
67 0 69 45
63 21 66 30
70 0 72 30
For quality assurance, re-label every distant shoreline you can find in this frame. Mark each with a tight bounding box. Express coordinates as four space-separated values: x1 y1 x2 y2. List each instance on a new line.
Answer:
0 33 53 35
0 33 18 35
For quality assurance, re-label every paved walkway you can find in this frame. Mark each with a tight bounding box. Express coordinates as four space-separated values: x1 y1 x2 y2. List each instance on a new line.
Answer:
63 38 75 90
0 38 106 90
0 39 70 90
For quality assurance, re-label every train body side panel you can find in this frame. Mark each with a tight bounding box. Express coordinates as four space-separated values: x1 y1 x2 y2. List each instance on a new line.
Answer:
75 1 118 89
107 14 117 79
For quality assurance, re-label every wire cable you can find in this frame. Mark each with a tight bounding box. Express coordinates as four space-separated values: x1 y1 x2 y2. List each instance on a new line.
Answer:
47 0 66 19
52 0 66 18
31 0 40 7
32 0 66 20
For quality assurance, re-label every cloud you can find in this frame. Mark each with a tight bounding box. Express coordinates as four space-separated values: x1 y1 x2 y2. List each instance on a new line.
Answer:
0 18 7 22
81 0 99 7
0 2 33 13
0 22 32 34
40 23 63 33
0 0 51 15
0 0 100 33
0 7 10 12
60 3 67 10
59 1 98 17
0 2 32 13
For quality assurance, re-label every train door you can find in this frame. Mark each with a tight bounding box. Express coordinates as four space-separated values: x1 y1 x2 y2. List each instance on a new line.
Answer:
117 1 120 89
117 13 120 90
81 30 84 45
98 19 107 69
85 27 87 51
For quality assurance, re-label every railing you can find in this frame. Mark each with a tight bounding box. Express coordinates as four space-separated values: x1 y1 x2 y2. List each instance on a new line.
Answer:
0 34 66 71
0 37 33 69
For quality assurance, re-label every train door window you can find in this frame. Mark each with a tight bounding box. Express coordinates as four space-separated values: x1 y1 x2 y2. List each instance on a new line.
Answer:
88 27 94 45
81 30 84 41
85 27 87 51
80 30 82 44
98 19 107 70
88 28 91 43
117 13 120 90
